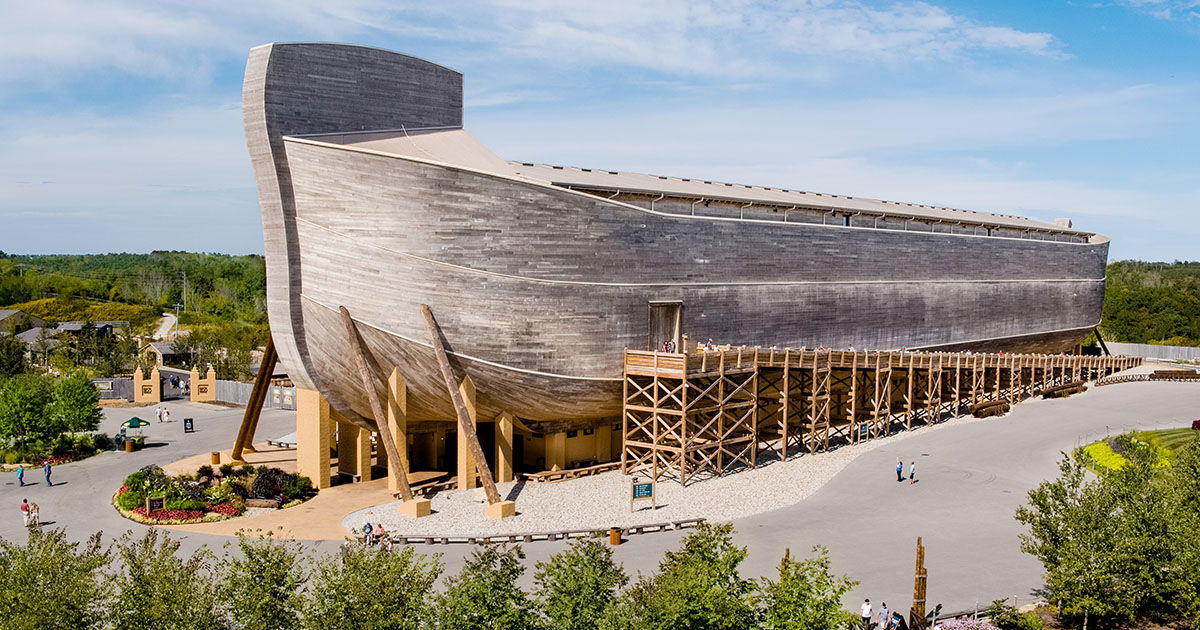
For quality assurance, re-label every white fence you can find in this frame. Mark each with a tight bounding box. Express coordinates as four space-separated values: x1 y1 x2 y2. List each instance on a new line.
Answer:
1105 342 1200 362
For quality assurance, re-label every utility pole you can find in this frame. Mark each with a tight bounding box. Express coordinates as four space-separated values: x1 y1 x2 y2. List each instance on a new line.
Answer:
181 272 188 314
173 303 183 340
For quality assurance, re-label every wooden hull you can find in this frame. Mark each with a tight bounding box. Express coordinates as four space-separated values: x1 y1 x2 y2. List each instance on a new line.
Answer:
243 43 1109 428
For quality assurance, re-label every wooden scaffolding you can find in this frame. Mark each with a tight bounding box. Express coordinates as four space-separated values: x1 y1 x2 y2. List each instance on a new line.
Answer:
623 347 1141 485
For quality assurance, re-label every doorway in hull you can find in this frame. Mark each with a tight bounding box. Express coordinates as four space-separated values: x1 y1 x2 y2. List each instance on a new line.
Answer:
648 301 683 351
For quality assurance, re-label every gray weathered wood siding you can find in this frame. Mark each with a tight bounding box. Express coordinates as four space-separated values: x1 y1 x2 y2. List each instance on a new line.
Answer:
243 42 463 403
280 138 1104 423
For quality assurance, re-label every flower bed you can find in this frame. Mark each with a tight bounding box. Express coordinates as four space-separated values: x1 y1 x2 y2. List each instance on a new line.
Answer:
112 464 315 525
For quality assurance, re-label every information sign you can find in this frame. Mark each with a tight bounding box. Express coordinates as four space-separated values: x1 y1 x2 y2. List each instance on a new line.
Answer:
629 477 656 512
146 496 166 512
183 418 195 433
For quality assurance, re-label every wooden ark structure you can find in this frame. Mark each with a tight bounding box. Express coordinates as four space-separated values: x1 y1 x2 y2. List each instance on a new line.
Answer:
242 42 1121 488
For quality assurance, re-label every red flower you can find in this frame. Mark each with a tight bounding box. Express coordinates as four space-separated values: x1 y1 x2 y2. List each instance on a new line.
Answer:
209 504 242 516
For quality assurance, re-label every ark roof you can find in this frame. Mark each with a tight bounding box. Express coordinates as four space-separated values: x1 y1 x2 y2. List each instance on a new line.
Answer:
311 127 1086 235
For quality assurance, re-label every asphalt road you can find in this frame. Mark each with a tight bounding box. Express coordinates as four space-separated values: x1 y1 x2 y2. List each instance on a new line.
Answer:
1 382 1194 613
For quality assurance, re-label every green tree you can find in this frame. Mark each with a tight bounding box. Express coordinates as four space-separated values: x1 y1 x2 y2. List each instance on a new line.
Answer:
303 545 441 630
601 523 755 630
0 334 28 377
434 543 536 630
1017 440 1200 629
533 537 628 630
110 529 226 630
46 372 102 433
755 546 858 630
0 530 110 630
222 534 306 630
0 373 54 446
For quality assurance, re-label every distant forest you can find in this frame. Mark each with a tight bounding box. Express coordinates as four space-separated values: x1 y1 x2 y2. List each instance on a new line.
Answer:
2 253 1198 350
0 252 269 379
1099 260 1200 347
0 251 266 327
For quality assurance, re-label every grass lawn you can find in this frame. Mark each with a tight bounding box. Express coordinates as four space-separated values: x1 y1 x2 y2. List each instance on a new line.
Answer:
1080 427 1198 471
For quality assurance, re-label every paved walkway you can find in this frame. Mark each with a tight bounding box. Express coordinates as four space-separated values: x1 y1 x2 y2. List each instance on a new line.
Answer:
1 381 1195 613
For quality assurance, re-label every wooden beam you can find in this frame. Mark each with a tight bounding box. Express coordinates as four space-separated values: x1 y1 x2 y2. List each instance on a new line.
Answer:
231 336 278 461
419 304 502 505
339 306 415 502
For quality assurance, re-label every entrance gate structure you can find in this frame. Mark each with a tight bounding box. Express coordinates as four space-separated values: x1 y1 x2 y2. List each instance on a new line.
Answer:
623 347 1141 484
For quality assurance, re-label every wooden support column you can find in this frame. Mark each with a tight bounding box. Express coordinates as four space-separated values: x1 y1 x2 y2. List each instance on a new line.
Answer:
495 411 515 483
232 337 277 460
338 307 420 513
336 414 371 481
594 423 613 463
419 304 509 517
547 432 567 471
386 368 409 491
296 387 333 489
457 377 478 490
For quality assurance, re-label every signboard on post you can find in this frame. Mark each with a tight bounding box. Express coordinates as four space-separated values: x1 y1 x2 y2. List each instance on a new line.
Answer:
145 496 166 512
183 418 195 433
629 477 656 512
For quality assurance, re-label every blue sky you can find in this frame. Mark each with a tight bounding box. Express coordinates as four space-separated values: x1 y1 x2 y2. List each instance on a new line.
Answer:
0 0 1197 260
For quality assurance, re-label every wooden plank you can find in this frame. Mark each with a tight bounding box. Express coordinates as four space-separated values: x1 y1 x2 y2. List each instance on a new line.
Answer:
339 306 415 502
419 304 501 505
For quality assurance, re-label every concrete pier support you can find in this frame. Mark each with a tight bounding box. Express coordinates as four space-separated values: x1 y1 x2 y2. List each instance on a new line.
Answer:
386 368 410 492
336 415 371 481
496 412 514 483
457 376 477 490
296 388 333 489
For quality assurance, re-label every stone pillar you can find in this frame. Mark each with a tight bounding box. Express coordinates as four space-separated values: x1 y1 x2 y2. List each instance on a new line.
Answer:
456 376 477 490
386 368 409 491
133 366 160 404
335 413 371 481
190 365 217 402
495 412 514 483
546 431 567 471
296 388 333 489
594 424 612 462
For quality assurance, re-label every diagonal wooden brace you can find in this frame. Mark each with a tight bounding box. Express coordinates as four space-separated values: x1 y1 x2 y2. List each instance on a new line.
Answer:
420 304 503 505
232 336 278 461
339 306 415 502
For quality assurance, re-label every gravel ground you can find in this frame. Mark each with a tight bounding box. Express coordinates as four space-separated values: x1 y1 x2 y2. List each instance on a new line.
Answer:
343 413 992 537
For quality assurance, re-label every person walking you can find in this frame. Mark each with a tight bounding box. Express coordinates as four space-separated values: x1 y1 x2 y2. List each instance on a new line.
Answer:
19 498 30 526
163 408 170 423
878 603 890 630
896 458 904 482
42 461 52 487
909 461 917 484
28 501 40 527
15 465 24 487
155 406 163 422
860 598 873 629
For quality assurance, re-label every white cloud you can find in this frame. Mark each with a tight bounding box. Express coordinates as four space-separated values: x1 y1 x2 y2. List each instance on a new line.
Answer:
0 0 1063 86
1107 0 1200 19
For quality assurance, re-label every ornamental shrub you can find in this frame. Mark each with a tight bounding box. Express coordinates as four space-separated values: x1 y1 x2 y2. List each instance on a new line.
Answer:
434 543 536 630
0 529 110 630
110 530 224 630
533 537 627 630
222 534 306 630
116 491 145 511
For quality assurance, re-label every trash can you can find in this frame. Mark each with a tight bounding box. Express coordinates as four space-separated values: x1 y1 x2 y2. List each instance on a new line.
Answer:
609 527 622 546
124 439 134 453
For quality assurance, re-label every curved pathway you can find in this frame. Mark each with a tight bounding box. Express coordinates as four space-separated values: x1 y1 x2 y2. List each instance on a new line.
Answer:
1 382 1195 613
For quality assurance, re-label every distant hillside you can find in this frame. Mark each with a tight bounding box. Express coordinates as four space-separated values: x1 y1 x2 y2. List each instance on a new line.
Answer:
0 251 266 324
3 297 157 327
1100 261 1200 347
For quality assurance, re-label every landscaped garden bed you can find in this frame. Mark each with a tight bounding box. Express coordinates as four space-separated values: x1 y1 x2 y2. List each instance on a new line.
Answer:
1078 427 1198 472
113 463 314 525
